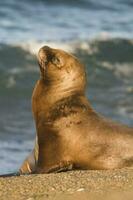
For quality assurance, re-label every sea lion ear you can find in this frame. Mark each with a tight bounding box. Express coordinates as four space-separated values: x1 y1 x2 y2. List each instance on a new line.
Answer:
51 57 62 68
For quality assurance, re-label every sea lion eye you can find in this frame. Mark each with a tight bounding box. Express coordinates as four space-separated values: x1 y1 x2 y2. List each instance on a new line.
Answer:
51 57 61 68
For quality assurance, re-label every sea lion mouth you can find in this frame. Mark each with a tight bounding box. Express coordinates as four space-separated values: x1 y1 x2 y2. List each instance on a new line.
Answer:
38 58 47 79
38 46 54 65
38 46 56 75
38 46 54 71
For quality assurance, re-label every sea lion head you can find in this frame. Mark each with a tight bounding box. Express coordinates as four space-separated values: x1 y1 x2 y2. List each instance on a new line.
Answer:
38 46 86 95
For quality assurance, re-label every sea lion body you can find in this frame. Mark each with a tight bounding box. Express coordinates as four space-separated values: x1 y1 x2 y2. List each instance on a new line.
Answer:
20 46 133 174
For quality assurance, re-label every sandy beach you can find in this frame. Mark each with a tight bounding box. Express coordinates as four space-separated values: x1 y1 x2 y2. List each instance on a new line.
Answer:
0 168 133 200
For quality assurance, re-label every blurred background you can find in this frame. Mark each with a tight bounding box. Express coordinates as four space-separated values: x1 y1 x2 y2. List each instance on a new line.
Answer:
0 0 133 174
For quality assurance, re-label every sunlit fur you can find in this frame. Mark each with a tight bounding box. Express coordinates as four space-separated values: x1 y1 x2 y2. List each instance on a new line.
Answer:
20 46 133 174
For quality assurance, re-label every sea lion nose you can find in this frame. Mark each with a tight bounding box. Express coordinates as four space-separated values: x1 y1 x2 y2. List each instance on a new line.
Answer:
38 46 52 57
38 46 51 60
38 46 54 67
42 46 51 51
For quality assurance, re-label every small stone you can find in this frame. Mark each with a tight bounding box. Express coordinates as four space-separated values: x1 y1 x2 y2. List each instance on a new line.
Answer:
77 188 85 192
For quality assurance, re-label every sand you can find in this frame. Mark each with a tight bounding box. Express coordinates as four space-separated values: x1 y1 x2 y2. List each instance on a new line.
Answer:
0 168 133 200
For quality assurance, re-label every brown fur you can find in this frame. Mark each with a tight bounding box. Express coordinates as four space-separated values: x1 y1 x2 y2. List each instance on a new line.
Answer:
20 46 133 174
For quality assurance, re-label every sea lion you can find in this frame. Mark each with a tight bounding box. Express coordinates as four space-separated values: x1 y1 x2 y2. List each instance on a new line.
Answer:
20 46 133 174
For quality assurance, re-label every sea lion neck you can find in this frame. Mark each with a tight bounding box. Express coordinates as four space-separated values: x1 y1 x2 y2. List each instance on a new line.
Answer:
41 74 86 99
32 78 86 120
40 78 85 103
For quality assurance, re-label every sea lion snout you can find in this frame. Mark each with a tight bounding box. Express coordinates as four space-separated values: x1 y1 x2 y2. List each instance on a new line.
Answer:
42 45 51 51
38 45 51 55
38 46 53 61
38 46 53 68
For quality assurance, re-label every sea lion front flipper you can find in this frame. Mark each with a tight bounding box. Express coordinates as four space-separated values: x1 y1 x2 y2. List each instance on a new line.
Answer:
19 137 38 174
46 161 74 173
